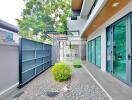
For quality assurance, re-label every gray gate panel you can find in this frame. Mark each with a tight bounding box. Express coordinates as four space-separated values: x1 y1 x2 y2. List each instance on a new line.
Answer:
19 38 52 86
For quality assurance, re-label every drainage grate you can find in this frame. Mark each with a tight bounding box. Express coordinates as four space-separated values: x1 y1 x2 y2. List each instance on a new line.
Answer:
45 91 59 97
12 91 24 98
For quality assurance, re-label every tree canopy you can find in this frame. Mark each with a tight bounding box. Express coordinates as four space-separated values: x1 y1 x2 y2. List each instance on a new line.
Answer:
17 0 71 39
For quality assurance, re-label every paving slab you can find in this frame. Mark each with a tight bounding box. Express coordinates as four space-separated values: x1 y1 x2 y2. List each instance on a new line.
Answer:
82 61 132 100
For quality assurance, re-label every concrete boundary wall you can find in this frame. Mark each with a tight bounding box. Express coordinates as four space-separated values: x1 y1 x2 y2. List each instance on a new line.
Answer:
0 44 19 96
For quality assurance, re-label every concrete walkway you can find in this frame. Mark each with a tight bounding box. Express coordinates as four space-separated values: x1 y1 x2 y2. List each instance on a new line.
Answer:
4 63 109 100
82 61 132 100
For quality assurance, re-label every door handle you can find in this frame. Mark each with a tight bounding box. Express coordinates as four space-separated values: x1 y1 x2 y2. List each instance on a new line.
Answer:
128 54 131 60
118 55 122 58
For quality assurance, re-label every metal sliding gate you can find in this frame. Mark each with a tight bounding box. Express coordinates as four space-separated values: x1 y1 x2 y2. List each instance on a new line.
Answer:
19 38 52 86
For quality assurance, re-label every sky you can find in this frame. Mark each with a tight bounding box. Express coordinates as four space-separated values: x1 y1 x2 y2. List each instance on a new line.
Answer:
0 0 25 26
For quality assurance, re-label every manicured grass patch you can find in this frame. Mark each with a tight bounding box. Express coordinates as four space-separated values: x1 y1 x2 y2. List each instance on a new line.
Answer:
73 58 81 68
51 62 71 82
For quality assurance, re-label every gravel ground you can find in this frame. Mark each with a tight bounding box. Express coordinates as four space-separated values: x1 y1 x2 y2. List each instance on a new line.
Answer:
4 63 110 100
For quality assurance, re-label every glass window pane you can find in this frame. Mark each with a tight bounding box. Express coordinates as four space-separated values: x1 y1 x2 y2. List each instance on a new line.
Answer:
95 37 101 67
0 30 13 42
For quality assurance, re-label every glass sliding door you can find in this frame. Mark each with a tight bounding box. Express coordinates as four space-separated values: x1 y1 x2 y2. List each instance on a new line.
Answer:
131 15 132 83
106 12 132 85
88 42 89 61
87 36 101 68
106 27 112 72
91 40 95 64
88 42 90 61
95 37 101 67
113 18 127 80
89 41 92 62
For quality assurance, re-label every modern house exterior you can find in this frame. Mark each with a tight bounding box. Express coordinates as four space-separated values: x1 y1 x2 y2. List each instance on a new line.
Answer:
71 0 132 86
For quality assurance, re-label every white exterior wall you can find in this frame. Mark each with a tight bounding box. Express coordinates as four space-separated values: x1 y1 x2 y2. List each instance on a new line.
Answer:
87 2 132 72
67 16 86 32
80 0 95 19
81 0 108 36
81 43 86 60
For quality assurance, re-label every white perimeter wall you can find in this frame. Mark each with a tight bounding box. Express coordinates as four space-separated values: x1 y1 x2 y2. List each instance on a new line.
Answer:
86 2 132 72
0 44 19 96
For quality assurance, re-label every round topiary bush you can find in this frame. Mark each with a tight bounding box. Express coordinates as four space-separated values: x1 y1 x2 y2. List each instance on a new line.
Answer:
73 58 81 68
51 62 71 82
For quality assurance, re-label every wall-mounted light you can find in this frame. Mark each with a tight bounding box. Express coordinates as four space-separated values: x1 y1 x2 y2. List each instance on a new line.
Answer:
112 2 119 7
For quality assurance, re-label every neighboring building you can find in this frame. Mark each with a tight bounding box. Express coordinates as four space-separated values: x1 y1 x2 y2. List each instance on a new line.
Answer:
67 16 87 60
67 16 86 33
0 19 19 44
71 0 132 86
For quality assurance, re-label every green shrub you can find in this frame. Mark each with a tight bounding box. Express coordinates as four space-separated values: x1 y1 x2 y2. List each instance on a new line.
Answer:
51 62 71 81
73 58 81 68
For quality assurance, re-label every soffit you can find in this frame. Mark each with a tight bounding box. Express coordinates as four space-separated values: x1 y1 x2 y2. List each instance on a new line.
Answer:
82 0 131 38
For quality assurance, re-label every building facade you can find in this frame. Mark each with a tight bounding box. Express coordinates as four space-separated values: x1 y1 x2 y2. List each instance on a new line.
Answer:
0 19 19 44
71 0 132 86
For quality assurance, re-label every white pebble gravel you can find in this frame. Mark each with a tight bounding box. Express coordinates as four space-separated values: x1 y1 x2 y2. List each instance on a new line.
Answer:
5 65 110 100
